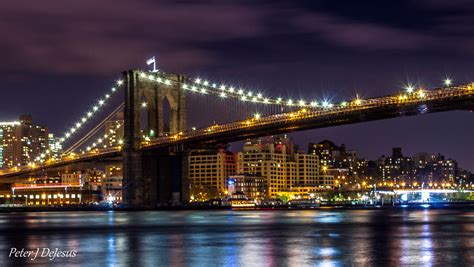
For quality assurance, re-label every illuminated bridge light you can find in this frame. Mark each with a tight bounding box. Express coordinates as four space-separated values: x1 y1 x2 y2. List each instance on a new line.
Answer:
117 80 123 86
238 89 244 95
276 97 282 104
203 80 209 86
322 100 330 108
444 78 452 86
219 92 226 98
195 78 201 84
220 85 226 90
405 84 414 93
298 100 306 106
182 84 188 89
254 113 261 120
341 101 347 107
200 88 207 94
354 98 362 105
228 87 235 93
142 102 148 108
287 99 293 106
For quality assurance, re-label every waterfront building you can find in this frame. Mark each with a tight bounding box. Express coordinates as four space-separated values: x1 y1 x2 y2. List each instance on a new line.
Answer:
227 174 266 199
102 165 123 202
237 136 319 197
0 115 48 169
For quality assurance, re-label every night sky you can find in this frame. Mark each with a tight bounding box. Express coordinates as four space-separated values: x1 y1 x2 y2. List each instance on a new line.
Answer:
1 0 473 170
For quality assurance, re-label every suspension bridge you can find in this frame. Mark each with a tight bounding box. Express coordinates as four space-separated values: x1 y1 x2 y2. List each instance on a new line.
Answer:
1 68 473 207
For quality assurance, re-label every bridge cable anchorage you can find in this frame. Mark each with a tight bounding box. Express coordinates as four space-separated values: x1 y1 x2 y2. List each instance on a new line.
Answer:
63 102 125 155
34 79 124 163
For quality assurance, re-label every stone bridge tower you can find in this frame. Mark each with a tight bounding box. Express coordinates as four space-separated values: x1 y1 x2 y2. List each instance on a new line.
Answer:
122 70 187 207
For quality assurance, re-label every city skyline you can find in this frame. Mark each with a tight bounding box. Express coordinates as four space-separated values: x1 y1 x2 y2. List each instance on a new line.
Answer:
0 0 473 171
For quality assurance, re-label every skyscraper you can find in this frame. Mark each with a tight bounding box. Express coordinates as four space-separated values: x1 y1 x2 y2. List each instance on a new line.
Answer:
0 115 48 168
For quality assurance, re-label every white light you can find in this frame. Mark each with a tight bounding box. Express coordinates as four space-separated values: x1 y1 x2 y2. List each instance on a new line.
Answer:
220 85 226 90
322 101 329 107
287 99 293 106
200 88 207 94
99 100 105 106
65 133 71 138
82 117 87 122
238 89 244 95
75 122 81 128
87 112 93 117
276 97 282 103
219 92 226 98
142 102 148 108
298 100 305 106
341 101 348 107
263 98 270 104
310 101 318 107
105 94 110 99
229 87 235 93
241 96 247 101
252 97 258 102
148 75 154 80
182 84 189 89
195 78 202 84
164 79 171 85
203 80 209 86
191 86 197 91
444 78 452 86
211 83 217 88
140 72 146 78
247 91 253 97
117 80 123 86
157 77 162 83
86 147 91 151
406 84 414 93
254 113 261 120
111 87 116 92
257 93 263 99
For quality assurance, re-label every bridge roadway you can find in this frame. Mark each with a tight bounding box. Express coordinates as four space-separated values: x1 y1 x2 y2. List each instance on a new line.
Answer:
1 82 473 178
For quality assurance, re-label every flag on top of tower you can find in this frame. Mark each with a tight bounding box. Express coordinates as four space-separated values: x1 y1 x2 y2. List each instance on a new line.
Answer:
146 56 158 72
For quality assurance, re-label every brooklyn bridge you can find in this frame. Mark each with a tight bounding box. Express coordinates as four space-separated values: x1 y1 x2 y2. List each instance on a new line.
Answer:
1 69 473 207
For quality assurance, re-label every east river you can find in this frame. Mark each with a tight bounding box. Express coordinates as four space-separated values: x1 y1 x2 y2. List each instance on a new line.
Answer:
0 209 473 266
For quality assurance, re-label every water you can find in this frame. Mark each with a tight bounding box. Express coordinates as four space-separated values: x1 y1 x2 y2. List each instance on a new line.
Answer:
0 209 473 266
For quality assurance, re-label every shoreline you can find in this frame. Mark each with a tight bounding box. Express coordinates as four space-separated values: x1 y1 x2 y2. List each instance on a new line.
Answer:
1 201 474 212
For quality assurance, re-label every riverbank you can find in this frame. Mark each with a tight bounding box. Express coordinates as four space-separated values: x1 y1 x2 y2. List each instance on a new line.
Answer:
2 201 474 212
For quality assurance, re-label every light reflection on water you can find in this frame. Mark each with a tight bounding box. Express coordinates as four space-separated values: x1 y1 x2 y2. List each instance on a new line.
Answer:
0 209 473 265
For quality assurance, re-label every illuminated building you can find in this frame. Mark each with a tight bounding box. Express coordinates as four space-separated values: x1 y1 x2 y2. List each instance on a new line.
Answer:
188 147 236 199
237 136 319 197
8 183 100 206
102 165 123 202
227 174 266 199
0 115 48 169
104 112 124 147
48 133 62 160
